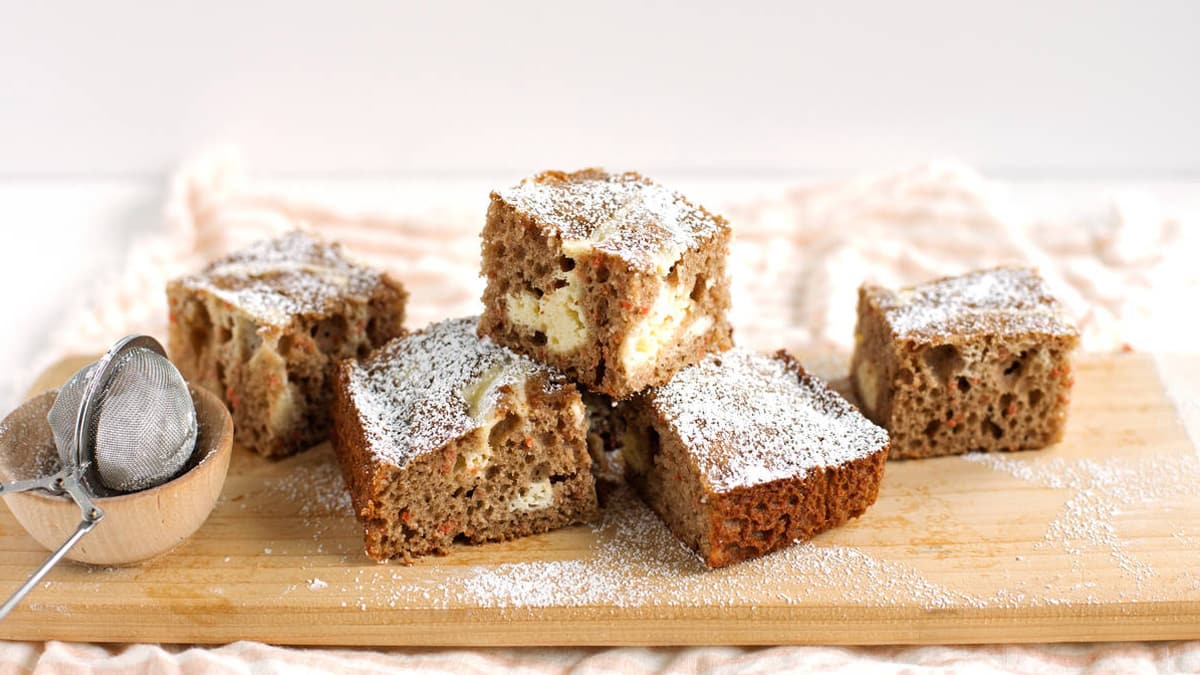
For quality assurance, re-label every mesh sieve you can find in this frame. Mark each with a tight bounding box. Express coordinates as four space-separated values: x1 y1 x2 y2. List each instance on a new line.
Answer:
0 334 198 618
48 346 197 493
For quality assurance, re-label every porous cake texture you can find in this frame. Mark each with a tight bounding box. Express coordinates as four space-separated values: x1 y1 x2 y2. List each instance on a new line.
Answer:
851 266 1079 460
581 391 625 503
331 317 599 563
167 230 407 457
613 348 889 568
479 169 733 399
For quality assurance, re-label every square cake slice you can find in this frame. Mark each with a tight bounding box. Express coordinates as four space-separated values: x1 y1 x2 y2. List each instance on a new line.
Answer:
851 266 1080 460
331 317 599 562
167 230 407 457
613 348 889 568
479 169 733 399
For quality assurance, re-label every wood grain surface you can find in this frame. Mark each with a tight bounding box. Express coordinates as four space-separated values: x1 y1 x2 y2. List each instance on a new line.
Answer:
0 353 1196 646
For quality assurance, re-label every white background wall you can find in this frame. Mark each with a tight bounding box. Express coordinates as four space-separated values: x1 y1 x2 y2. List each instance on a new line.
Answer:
2 0 1198 176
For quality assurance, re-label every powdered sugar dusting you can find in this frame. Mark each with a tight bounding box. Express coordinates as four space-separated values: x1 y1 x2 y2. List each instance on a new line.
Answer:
317 477 1199 614
651 349 888 492
176 230 392 327
270 485 977 613
496 169 726 274
344 317 559 468
962 451 1200 587
457 487 963 610
877 266 1078 341
266 460 354 519
0 394 62 482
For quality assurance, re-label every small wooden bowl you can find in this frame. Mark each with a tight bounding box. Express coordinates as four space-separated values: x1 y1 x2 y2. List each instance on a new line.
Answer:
0 385 232 566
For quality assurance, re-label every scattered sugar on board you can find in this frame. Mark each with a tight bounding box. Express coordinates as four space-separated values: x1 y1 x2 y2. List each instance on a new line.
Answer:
265 459 354 518
340 571 455 611
178 230 391 327
305 486 974 614
262 456 360 557
332 480 1199 613
963 451 1200 593
455 487 966 611
28 603 71 615
879 267 1078 340
497 169 724 275
343 316 560 468
651 349 888 492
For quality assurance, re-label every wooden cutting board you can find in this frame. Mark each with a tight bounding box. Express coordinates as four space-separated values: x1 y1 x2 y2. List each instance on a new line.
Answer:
0 352 1197 646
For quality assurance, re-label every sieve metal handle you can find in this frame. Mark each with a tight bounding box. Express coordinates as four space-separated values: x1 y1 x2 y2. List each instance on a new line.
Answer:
0 473 65 497
0 469 104 620
0 515 99 619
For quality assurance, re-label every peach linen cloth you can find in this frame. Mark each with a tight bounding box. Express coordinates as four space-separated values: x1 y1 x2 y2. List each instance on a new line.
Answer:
5 151 1199 673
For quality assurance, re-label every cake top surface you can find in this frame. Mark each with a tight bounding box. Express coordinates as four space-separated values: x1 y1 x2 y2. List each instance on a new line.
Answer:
870 266 1078 342
650 349 888 493
176 230 390 327
342 317 560 469
494 169 727 275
